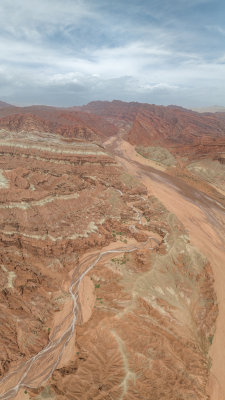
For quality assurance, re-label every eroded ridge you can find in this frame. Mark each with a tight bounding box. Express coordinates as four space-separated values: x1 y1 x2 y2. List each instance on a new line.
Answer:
0 128 219 400
0 244 148 400
28 196 217 400
0 129 148 396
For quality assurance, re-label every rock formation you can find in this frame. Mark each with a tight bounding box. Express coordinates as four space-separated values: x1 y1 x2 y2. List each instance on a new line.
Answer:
1 100 225 158
79 100 225 157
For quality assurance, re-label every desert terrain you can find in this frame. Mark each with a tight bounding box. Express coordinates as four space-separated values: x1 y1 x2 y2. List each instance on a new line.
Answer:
0 100 224 400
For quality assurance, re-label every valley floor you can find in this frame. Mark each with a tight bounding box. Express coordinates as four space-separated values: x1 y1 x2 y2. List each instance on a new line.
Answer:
111 137 225 400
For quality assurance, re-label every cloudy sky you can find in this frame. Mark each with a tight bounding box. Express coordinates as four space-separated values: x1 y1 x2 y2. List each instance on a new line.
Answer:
0 0 225 107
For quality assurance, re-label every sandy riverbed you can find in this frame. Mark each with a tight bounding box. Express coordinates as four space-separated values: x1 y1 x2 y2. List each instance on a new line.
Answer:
114 139 225 400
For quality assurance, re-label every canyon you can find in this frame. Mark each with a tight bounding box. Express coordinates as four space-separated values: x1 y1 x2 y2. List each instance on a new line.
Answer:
0 100 224 400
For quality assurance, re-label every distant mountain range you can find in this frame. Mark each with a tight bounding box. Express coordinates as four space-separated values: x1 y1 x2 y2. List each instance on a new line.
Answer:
0 100 14 109
190 105 225 113
0 99 225 158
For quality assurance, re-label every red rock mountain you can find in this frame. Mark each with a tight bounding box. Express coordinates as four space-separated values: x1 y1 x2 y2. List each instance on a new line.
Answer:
1 100 225 157
0 106 118 141
79 101 225 157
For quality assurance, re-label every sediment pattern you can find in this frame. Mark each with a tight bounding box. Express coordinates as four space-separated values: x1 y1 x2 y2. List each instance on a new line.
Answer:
0 127 218 400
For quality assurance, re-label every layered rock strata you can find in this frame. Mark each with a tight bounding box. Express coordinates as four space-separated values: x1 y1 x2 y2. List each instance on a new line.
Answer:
0 129 145 381
28 196 217 400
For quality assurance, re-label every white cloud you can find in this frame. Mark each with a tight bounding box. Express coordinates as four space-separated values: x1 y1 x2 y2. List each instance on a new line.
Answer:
0 0 93 37
0 0 224 106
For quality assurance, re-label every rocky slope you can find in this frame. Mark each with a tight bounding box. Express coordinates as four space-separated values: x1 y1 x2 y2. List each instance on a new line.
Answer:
78 100 225 158
0 107 118 141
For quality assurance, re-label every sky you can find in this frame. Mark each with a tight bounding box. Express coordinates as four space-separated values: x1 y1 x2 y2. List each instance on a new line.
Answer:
0 0 225 107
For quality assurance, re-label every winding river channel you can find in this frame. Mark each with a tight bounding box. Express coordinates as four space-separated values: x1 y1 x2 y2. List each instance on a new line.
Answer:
0 239 154 399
